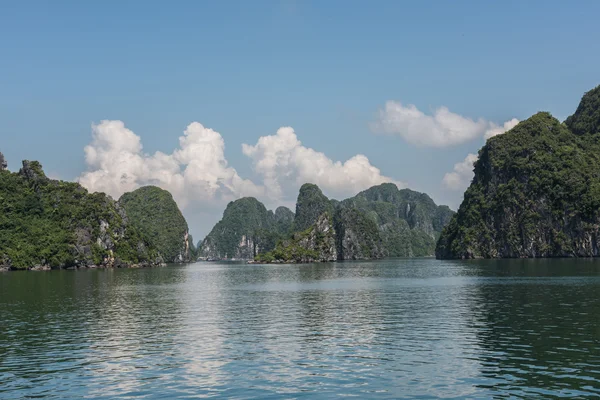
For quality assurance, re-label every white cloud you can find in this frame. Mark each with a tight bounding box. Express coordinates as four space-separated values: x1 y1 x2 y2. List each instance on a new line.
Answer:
242 126 402 203
483 118 520 140
442 153 478 191
79 121 401 236
373 101 519 147
78 120 264 212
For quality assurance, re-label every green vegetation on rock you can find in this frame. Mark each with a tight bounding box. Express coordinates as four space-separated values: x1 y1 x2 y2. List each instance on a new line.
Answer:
253 182 452 263
255 213 337 263
340 183 454 257
199 197 294 259
0 160 161 270
565 85 600 135
119 186 191 263
293 183 333 232
274 206 295 233
437 85 600 259
334 207 386 260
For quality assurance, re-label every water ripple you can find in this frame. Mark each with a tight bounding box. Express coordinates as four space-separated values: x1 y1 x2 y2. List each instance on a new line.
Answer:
1 258 599 398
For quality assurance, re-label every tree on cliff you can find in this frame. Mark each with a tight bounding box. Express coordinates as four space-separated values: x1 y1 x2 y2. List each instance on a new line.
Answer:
437 85 600 259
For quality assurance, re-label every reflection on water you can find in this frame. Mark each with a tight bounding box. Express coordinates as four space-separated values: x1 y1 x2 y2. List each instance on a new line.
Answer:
469 276 600 397
0 259 599 398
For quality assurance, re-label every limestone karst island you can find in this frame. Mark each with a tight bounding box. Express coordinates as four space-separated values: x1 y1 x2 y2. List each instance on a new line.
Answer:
3 85 600 269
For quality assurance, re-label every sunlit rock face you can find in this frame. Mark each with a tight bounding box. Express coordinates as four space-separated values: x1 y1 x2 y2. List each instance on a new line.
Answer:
0 161 163 269
437 85 600 259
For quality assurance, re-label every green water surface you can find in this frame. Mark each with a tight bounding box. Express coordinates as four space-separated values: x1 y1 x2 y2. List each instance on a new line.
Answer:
1 258 599 398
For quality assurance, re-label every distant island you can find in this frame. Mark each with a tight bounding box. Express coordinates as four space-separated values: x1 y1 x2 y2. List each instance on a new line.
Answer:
199 182 454 263
437 84 600 259
0 153 452 269
120 186 195 263
4 84 599 269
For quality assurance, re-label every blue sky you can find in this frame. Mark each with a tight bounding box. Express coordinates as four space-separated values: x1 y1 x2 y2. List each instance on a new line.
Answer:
1 0 599 237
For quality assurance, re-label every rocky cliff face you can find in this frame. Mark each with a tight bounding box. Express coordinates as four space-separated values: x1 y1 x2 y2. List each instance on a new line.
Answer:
199 197 294 259
119 186 191 263
202 182 454 263
187 234 197 260
437 85 600 259
334 207 386 260
341 183 454 256
0 160 162 270
258 213 337 263
254 185 339 263
293 183 334 232
248 182 454 263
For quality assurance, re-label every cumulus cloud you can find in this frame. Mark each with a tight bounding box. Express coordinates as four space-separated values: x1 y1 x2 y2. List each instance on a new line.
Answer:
242 126 402 202
373 101 519 147
78 120 263 210
442 153 478 191
483 118 520 140
79 121 401 235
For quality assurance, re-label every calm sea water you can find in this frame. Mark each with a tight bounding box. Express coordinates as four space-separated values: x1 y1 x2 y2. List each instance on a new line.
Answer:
1 259 599 399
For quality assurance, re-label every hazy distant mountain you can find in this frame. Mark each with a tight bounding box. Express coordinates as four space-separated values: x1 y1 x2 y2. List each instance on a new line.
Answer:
199 197 294 260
